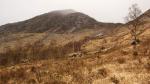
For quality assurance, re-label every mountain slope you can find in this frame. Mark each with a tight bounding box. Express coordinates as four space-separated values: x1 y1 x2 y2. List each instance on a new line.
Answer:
0 9 98 35
0 9 124 37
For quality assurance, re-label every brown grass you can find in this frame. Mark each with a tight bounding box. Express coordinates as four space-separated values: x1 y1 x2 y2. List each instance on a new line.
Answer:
0 30 150 84
0 37 88 66
0 68 27 84
110 76 119 84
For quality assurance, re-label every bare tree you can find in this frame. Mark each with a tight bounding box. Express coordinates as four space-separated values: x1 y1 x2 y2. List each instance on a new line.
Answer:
125 4 143 56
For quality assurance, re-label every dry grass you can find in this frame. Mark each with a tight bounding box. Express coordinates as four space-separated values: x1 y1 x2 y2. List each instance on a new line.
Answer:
0 28 150 84
0 36 90 66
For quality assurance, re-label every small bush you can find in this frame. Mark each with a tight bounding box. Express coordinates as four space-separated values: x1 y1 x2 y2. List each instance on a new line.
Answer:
145 62 150 71
110 76 119 84
117 58 126 64
97 68 108 78
120 49 129 55
133 51 138 57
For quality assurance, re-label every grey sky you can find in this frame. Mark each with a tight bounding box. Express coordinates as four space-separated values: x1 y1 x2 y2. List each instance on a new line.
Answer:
0 0 150 25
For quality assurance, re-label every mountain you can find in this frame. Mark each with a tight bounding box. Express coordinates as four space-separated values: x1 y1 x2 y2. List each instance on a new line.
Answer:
0 9 124 36
0 9 98 35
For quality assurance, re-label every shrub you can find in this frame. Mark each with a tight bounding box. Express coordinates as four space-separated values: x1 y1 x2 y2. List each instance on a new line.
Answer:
145 62 150 71
110 76 119 84
97 68 108 78
117 58 126 64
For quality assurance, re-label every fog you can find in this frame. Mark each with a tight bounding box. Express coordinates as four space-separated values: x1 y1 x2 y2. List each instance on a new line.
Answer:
0 0 150 25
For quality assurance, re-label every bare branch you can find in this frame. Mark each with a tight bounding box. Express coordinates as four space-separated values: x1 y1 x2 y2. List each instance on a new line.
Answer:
125 4 144 56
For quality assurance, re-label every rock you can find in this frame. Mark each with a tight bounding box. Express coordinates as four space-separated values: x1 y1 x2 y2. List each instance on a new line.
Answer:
68 52 82 58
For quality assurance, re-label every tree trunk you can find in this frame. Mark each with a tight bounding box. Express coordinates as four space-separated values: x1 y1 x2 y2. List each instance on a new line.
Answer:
133 26 138 57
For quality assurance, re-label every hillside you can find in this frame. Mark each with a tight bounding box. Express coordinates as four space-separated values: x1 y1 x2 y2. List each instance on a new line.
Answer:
0 9 99 34
0 9 150 84
0 9 123 35
0 10 122 51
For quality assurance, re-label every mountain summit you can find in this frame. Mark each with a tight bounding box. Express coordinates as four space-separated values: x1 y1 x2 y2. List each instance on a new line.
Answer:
49 9 77 16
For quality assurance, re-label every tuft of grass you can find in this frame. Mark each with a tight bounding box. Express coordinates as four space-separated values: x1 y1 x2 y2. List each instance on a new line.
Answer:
145 62 150 71
97 68 108 78
110 76 119 84
117 58 126 64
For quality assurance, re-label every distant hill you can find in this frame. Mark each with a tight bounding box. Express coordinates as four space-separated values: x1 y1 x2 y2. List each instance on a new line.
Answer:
0 9 123 36
0 9 97 34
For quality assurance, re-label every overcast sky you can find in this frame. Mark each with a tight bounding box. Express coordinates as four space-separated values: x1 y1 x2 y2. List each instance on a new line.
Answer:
0 0 150 26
